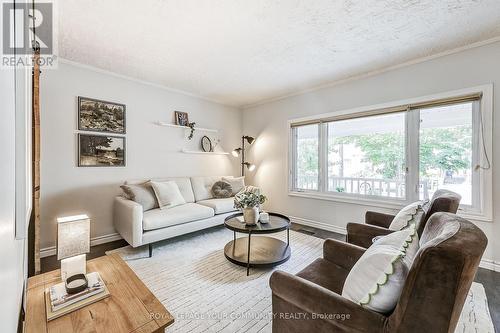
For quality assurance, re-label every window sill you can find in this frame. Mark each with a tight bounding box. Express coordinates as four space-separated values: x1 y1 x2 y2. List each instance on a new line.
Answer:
456 211 493 223
288 191 493 223
288 191 406 210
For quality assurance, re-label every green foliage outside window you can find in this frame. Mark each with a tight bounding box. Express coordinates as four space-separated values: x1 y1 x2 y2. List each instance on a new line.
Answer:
297 138 319 176
297 126 471 180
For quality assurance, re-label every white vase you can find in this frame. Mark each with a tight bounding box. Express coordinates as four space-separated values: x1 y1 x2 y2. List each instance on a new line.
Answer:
243 207 259 226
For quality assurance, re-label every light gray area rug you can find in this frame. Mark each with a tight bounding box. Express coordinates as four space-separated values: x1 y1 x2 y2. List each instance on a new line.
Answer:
108 228 494 333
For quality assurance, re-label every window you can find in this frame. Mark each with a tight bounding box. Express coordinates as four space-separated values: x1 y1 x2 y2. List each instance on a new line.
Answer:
327 113 406 198
292 124 319 190
419 103 475 206
289 87 492 220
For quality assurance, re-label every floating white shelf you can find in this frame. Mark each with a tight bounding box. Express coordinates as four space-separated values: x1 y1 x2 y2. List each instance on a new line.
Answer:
181 149 229 155
157 121 218 133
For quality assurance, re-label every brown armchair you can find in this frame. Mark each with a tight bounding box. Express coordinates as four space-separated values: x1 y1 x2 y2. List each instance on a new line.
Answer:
346 189 461 248
270 212 487 332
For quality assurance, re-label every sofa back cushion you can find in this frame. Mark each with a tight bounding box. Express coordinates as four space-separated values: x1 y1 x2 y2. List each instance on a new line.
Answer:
419 189 461 236
191 176 232 201
125 177 195 203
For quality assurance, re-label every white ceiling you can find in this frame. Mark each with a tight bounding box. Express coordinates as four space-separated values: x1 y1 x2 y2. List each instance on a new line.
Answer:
59 0 500 107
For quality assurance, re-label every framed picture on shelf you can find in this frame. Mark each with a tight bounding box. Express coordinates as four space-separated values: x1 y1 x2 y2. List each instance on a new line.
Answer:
174 111 189 126
78 134 126 167
78 96 126 134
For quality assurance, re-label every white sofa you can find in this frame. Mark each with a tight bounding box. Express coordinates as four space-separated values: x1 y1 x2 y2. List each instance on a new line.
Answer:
114 176 239 251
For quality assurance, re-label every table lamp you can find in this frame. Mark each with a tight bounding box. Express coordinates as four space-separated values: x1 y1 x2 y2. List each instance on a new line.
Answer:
57 214 90 293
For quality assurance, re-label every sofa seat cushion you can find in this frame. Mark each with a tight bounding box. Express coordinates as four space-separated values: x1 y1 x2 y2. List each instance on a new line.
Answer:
296 258 350 294
197 198 237 214
142 203 215 231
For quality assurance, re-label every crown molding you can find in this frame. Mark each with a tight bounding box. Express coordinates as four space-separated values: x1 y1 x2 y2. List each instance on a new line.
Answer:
57 36 500 110
241 36 500 109
57 58 239 108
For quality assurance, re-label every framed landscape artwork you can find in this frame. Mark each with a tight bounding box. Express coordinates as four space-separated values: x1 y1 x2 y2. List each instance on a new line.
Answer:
78 97 126 134
78 134 126 167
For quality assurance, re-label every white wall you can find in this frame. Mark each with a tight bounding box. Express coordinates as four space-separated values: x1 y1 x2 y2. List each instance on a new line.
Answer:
0 61 27 332
243 41 500 267
40 62 242 251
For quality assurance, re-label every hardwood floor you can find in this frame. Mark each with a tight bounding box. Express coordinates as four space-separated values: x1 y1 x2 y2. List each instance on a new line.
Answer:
41 239 128 273
475 268 500 330
41 223 499 330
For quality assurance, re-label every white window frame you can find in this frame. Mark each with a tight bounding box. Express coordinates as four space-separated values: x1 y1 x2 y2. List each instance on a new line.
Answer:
288 85 493 222
290 123 321 192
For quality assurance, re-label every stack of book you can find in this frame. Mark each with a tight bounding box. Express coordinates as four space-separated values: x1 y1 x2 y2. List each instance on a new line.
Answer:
45 271 110 321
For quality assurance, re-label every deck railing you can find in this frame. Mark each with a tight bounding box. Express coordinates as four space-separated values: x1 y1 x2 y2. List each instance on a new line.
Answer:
296 175 429 199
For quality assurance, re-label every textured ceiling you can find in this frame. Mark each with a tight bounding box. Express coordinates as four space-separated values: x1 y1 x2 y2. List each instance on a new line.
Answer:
59 0 500 107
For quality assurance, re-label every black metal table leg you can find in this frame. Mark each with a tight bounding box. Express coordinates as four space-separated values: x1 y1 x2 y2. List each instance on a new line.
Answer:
247 231 252 276
287 228 290 246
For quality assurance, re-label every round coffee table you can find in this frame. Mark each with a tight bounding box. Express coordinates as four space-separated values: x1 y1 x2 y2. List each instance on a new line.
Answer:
223 212 291 276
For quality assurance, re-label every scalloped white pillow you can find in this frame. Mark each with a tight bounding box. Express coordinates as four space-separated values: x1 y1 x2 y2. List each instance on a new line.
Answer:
342 227 419 313
389 201 425 231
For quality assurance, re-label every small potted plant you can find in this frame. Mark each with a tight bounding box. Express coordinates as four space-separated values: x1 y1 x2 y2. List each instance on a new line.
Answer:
187 122 196 140
234 191 267 226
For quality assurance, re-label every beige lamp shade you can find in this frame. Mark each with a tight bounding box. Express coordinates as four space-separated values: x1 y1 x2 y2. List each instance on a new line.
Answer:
57 214 90 260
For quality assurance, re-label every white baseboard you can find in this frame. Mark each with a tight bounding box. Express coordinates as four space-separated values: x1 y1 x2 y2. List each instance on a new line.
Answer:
290 216 347 235
40 233 123 258
290 215 500 272
40 221 500 272
479 258 500 272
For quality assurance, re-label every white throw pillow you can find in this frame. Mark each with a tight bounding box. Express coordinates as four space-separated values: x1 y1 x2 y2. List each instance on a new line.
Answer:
150 181 186 209
342 227 419 313
372 228 419 268
388 201 425 231
222 176 245 195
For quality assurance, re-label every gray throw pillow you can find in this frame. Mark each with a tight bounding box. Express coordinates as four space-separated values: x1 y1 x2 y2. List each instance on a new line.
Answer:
212 181 233 198
120 182 159 211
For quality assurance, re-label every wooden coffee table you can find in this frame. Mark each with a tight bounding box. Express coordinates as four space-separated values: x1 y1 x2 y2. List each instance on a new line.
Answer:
224 212 291 276
25 253 174 333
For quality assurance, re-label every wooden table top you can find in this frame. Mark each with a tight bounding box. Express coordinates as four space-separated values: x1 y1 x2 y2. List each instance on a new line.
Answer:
25 253 174 333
